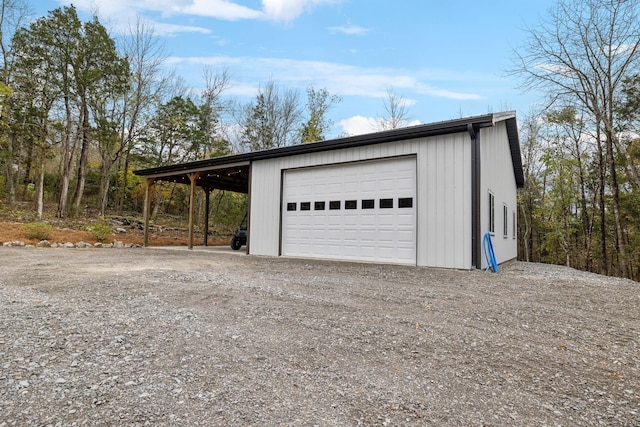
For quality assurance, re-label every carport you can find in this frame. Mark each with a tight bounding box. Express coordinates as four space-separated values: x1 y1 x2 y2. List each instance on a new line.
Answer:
134 159 251 250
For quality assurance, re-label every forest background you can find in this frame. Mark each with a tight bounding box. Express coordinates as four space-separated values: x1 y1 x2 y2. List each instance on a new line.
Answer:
2 0 640 281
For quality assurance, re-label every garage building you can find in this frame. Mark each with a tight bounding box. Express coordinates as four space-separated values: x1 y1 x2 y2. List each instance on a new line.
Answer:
134 111 524 270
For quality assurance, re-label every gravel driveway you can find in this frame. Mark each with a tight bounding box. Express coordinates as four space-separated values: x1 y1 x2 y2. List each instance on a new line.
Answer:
1 247 638 426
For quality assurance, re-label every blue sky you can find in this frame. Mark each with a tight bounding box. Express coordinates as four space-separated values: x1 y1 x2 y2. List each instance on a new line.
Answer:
32 0 556 137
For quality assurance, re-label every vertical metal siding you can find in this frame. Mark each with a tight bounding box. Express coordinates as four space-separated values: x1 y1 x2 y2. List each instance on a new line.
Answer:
480 122 518 267
417 133 471 268
250 134 473 269
247 160 282 256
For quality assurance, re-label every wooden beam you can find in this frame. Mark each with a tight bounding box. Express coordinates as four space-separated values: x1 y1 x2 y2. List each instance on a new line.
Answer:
203 188 211 247
187 172 200 250
143 178 155 247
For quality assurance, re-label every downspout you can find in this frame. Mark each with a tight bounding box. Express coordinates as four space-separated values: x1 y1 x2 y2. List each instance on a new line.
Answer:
469 124 481 269
246 161 252 255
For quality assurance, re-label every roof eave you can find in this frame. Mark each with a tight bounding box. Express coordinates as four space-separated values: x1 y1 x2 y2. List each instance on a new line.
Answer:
134 112 501 178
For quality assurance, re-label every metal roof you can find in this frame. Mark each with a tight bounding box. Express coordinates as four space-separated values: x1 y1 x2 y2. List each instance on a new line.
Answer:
134 111 524 191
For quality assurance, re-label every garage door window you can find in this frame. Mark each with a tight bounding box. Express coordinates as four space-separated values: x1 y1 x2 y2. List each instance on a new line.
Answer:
345 200 357 209
380 198 393 209
314 201 325 210
287 202 296 211
329 200 341 210
399 197 413 208
362 199 375 209
301 202 311 211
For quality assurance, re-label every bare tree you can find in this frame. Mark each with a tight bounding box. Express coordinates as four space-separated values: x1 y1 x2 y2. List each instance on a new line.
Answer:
199 66 231 157
113 17 171 213
239 79 302 151
512 0 640 278
378 88 412 130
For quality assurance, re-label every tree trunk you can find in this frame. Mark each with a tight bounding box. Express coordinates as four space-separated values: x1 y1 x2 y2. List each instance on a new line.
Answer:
73 101 90 209
596 129 608 275
117 149 131 213
605 130 628 278
36 152 45 221
5 133 15 205
58 95 77 218
152 181 163 219
575 140 592 272
99 166 111 216
21 135 34 199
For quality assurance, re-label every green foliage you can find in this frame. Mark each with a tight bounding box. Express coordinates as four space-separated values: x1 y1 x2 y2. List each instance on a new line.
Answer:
298 86 341 143
141 96 203 166
116 170 146 211
20 222 53 241
83 223 112 242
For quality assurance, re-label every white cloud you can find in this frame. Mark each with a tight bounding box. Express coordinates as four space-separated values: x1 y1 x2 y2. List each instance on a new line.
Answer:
328 25 369 36
338 116 422 136
261 0 342 22
177 0 262 20
61 0 344 34
338 115 379 136
63 0 262 20
170 55 484 101
261 0 307 22
414 83 482 100
152 21 212 36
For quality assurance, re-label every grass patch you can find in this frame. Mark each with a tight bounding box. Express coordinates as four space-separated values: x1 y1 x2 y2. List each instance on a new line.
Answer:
83 223 113 243
20 222 54 241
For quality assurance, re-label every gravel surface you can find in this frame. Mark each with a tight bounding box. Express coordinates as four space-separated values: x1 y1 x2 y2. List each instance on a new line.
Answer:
0 247 639 426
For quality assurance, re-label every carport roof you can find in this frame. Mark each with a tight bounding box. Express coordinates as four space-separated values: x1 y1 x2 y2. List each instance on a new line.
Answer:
134 111 524 192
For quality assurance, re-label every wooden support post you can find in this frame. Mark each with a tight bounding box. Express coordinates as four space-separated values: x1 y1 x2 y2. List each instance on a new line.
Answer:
203 188 211 247
143 178 155 247
187 172 200 250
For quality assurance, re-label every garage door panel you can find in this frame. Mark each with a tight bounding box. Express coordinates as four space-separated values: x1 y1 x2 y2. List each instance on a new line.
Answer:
282 157 416 264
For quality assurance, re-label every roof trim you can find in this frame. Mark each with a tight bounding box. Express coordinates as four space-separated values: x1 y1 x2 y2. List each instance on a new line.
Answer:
135 111 524 188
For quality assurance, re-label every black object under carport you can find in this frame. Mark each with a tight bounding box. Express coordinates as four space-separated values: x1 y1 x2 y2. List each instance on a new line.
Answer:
230 214 247 250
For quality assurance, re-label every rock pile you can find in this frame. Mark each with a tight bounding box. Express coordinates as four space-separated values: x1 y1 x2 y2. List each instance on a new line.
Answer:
1 240 141 248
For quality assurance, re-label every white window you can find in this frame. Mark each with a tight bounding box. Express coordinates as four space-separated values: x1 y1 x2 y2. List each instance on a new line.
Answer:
488 191 495 234
503 204 508 238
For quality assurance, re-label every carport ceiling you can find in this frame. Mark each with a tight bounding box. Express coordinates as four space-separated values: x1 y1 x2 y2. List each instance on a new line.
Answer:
151 165 249 194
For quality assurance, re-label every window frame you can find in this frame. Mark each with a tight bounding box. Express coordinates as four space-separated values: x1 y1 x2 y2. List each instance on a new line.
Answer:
488 191 495 234
503 204 508 238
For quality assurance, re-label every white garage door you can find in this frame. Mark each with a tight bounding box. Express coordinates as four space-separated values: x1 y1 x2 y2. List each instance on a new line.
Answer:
282 156 416 264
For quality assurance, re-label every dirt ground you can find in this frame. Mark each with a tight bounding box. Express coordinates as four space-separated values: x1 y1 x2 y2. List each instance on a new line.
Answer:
0 247 638 426
0 220 230 247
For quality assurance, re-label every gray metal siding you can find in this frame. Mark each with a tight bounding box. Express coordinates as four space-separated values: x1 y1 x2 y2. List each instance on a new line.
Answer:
480 122 518 267
249 133 473 269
